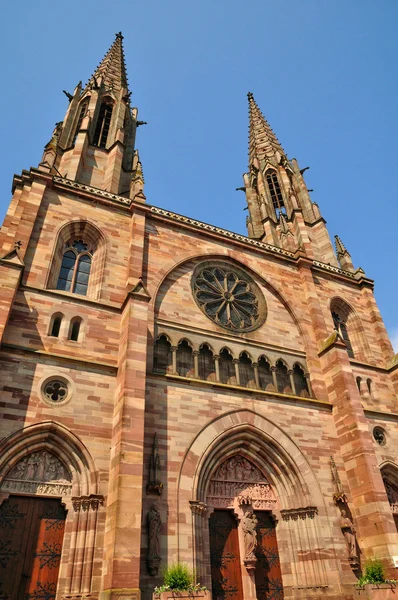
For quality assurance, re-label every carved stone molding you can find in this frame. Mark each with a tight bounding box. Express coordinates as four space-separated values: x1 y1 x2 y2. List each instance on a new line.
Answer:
189 501 208 516
1 450 72 497
71 494 104 512
207 455 277 510
280 506 318 521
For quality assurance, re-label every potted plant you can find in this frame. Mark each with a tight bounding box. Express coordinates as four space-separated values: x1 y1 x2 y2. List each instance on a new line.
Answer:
355 558 397 599
153 563 209 600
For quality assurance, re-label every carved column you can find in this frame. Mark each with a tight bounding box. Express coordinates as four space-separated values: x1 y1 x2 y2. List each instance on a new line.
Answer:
304 372 313 397
193 351 199 378
214 355 220 382
171 346 178 375
288 369 296 395
70 495 104 594
271 365 278 390
190 501 211 589
253 362 260 389
233 359 240 386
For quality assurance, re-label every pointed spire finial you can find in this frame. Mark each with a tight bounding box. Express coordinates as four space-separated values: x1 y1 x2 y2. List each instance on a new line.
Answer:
334 235 351 258
85 32 129 93
247 91 286 166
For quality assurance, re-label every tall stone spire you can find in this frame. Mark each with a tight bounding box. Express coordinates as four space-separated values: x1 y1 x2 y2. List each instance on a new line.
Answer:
85 32 129 94
39 33 143 199
247 92 285 165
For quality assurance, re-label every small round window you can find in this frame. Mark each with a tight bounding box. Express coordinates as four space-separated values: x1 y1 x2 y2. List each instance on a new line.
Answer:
40 376 73 406
373 427 386 446
192 262 266 332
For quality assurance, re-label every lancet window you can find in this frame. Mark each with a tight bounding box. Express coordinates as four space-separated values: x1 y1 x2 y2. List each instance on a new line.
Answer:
293 364 309 397
176 340 194 377
93 101 113 148
332 310 354 358
153 335 172 374
266 171 285 217
275 359 290 393
56 240 92 296
258 356 273 389
198 344 216 381
219 349 236 385
73 98 89 144
238 352 256 388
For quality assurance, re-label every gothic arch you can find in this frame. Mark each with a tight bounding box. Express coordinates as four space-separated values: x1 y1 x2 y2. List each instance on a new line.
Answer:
176 409 332 591
151 253 308 343
329 296 370 360
0 420 98 497
0 421 103 596
46 219 107 300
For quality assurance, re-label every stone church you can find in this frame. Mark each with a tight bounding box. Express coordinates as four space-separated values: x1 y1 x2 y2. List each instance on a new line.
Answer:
1 32 398 600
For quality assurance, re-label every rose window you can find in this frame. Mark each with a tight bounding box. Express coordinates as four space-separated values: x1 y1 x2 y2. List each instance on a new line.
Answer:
44 380 68 402
192 264 265 332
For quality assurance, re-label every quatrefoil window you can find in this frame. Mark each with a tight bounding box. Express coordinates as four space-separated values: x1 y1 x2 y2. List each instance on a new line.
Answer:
192 263 266 332
44 380 68 402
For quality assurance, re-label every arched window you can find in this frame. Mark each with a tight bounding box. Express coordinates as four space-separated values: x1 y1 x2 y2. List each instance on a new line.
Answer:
68 317 82 342
258 357 273 390
73 98 89 144
219 349 236 385
275 359 290 394
56 240 92 296
199 344 216 381
356 376 362 393
293 364 309 397
266 171 285 217
177 340 194 377
332 310 354 358
93 101 113 148
49 313 63 337
153 335 172 374
367 378 373 396
239 352 256 388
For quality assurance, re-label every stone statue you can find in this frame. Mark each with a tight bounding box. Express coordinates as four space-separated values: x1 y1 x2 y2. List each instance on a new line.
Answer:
147 503 162 575
242 511 258 559
340 509 357 559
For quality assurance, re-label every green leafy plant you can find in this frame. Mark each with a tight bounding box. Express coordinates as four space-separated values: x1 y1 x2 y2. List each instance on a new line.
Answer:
357 558 389 587
154 562 207 594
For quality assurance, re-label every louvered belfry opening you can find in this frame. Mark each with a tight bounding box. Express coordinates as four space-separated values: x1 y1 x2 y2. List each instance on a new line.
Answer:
266 171 285 216
177 340 194 377
73 98 89 144
275 359 290 393
199 344 216 381
258 357 273 390
332 310 354 358
154 335 172 374
219 349 236 385
238 352 255 388
293 364 309 397
93 102 113 148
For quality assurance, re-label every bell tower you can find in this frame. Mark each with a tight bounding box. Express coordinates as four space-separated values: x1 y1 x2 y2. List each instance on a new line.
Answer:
243 92 351 268
39 32 145 201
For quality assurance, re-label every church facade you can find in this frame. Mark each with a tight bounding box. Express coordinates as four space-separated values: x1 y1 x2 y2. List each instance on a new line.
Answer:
1 33 398 600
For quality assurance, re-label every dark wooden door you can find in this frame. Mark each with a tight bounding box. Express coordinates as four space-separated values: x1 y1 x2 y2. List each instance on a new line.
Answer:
209 510 243 600
254 512 284 600
0 495 66 600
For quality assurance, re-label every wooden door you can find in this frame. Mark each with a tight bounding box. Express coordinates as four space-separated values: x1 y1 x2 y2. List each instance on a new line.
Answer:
254 512 284 600
209 510 243 600
0 495 66 600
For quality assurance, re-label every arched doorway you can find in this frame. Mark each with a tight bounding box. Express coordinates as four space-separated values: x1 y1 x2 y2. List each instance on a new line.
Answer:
381 465 398 532
207 454 283 600
0 422 102 599
0 450 70 599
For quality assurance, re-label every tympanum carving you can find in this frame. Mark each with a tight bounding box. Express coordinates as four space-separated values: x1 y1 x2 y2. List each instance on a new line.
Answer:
0 450 72 496
207 455 276 510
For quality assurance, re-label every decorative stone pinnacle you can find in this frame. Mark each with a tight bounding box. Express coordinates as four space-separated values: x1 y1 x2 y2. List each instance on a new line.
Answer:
334 234 350 257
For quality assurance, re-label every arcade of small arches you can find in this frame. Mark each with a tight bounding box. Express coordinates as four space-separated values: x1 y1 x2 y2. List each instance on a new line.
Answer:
153 334 312 397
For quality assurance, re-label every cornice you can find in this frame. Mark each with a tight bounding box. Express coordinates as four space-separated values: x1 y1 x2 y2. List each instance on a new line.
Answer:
12 172 373 286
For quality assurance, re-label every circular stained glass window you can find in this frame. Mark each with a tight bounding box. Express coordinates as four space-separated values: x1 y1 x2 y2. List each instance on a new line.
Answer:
192 262 266 332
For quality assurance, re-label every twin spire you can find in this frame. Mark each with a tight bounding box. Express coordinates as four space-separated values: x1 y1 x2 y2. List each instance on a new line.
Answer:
85 31 129 94
247 91 285 164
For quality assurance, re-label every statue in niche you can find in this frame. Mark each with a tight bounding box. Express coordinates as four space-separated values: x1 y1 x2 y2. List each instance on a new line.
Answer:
242 511 258 559
147 502 162 576
340 509 358 560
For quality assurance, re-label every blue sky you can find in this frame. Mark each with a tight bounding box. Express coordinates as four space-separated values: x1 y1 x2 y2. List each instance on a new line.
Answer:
1 1 397 346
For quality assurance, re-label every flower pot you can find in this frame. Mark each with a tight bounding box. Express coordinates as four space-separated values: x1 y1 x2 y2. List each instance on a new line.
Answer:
153 590 211 600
